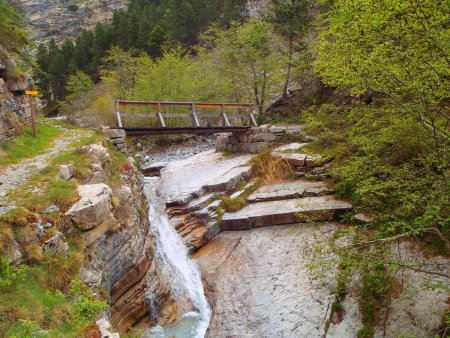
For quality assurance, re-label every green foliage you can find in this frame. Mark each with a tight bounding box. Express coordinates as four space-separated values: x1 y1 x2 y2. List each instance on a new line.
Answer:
304 104 449 240
266 0 311 96
0 257 25 290
66 4 78 12
202 19 285 114
0 123 61 166
60 71 95 116
220 180 260 212
315 0 450 144
0 263 106 337
0 1 29 55
33 0 249 107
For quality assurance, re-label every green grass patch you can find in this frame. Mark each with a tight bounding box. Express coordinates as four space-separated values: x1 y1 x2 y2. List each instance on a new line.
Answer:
0 123 61 167
0 257 106 337
220 180 261 213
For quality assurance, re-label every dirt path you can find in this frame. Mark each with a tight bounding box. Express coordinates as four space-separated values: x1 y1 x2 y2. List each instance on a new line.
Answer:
0 128 90 200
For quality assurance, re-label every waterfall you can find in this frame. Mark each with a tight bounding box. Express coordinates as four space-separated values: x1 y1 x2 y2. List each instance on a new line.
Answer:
143 177 211 338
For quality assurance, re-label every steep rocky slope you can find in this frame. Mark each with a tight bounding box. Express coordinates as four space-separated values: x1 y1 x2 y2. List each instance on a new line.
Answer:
0 47 35 141
9 0 127 43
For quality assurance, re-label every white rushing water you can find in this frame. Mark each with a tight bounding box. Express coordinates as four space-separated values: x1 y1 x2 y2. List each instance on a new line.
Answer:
143 177 211 338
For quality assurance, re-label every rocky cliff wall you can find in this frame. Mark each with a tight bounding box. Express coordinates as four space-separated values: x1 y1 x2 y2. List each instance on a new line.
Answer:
70 144 178 333
0 48 35 142
9 0 127 43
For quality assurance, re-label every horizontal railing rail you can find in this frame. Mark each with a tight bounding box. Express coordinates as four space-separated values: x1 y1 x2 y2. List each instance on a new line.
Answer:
114 100 258 130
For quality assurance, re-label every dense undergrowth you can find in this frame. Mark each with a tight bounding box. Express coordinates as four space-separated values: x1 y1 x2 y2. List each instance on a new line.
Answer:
295 103 449 336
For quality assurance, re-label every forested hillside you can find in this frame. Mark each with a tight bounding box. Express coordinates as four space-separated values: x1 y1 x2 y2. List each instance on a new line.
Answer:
33 0 249 106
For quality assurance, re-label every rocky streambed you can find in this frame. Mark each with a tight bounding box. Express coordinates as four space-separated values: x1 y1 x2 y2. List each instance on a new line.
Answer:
135 137 449 338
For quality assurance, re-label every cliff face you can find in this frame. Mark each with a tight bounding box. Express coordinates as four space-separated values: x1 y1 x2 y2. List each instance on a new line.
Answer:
9 0 127 43
0 47 35 142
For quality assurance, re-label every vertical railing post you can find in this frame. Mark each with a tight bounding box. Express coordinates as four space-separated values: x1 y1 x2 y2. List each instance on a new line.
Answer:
156 102 166 128
249 109 258 127
192 103 200 127
221 103 231 127
115 100 123 128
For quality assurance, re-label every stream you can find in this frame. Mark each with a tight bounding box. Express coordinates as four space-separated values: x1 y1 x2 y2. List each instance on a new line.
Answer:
143 177 211 338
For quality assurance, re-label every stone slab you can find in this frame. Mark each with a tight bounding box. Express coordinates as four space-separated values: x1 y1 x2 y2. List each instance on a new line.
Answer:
221 195 352 230
247 180 334 203
159 150 252 205
273 143 308 152
273 152 307 167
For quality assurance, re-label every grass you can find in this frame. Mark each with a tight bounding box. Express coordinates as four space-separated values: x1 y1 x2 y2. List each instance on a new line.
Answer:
220 180 261 213
0 123 61 167
250 149 295 184
0 125 129 337
0 259 106 337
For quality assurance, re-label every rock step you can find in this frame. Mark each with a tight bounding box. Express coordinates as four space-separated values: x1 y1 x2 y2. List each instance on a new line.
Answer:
273 152 320 168
221 195 352 231
247 180 334 203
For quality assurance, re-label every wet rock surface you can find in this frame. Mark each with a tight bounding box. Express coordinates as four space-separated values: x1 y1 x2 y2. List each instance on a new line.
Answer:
159 150 252 206
194 223 339 338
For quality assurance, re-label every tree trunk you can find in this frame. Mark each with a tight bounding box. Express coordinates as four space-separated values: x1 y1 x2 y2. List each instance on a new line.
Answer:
283 37 294 98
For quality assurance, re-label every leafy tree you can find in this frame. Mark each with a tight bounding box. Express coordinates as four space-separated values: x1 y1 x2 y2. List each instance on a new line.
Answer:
266 0 311 97
315 0 450 149
203 19 285 114
147 25 168 57
61 71 94 117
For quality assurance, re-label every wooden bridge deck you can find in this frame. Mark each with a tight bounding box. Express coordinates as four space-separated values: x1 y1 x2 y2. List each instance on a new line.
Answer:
122 126 251 136
115 100 257 135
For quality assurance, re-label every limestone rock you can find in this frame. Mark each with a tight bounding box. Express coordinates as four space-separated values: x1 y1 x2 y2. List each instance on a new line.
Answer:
273 142 308 152
65 184 113 230
353 213 372 224
247 180 334 203
43 205 60 214
103 128 126 139
81 144 110 166
221 195 352 230
274 152 306 166
42 232 69 253
159 150 252 205
88 164 107 184
58 164 74 180
5 238 23 265
96 318 120 338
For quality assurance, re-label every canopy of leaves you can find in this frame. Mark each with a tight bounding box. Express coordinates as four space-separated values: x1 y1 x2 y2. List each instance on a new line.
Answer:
314 0 450 143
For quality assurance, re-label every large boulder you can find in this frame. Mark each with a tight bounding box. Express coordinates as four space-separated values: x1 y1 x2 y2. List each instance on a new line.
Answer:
81 144 110 166
65 184 113 230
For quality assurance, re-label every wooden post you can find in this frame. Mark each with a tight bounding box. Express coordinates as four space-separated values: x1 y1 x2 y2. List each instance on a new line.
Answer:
221 104 231 127
115 101 123 128
191 103 200 127
249 110 258 127
157 102 166 128
29 95 37 138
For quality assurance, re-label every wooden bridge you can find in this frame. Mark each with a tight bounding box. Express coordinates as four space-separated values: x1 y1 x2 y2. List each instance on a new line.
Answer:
115 100 258 136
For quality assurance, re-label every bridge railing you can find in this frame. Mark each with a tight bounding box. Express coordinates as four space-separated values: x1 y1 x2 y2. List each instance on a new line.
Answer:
114 100 258 129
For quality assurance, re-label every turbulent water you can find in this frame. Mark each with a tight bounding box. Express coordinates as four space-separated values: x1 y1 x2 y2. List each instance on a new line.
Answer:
143 177 211 338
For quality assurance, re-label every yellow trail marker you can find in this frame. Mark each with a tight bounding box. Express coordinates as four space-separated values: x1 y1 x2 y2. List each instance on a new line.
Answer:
25 90 39 96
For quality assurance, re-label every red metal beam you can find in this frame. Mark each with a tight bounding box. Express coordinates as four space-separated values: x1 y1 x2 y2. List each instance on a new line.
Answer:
117 100 254 109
